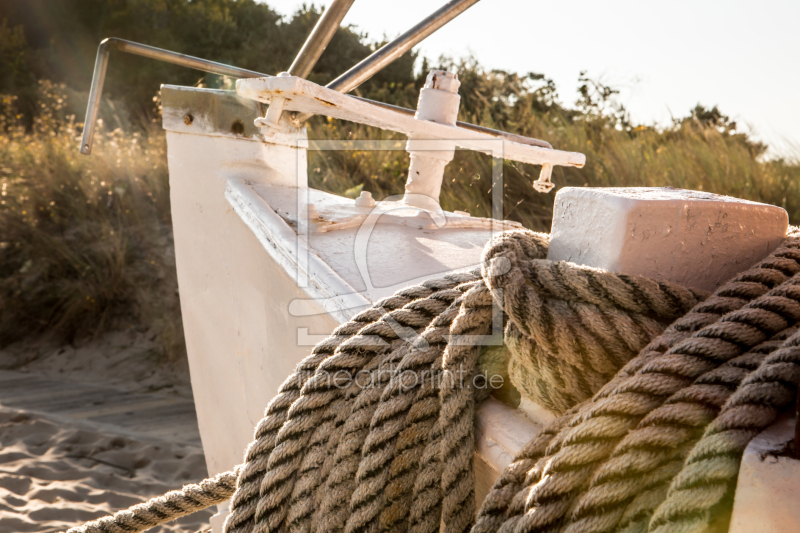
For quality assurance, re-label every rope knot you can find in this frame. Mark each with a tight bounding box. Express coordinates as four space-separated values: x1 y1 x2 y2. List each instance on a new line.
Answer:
480 230 708 416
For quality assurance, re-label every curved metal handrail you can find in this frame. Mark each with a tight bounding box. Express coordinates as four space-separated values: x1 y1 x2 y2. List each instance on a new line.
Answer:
79 0 552 155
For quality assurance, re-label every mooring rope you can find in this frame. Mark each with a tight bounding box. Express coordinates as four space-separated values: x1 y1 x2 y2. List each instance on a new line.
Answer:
564 324 798 533
63 227 800 533
65 469 238 533
474 228 800 533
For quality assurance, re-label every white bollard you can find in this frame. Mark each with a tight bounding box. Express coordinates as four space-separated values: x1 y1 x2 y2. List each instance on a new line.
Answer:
546 187 788 292
402 70 461 211
729 415 800 533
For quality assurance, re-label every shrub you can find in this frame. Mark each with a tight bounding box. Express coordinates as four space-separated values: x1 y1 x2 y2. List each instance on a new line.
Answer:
0 81 182 358
2 68 799 358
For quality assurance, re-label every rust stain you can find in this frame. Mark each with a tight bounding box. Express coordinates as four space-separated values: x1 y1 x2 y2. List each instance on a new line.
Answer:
314 96 337 107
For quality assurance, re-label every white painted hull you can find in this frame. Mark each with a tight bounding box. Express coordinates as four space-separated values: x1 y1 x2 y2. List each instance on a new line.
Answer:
162 85 800 532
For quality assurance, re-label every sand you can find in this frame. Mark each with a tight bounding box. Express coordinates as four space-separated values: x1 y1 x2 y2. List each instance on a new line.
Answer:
0 329 194 398
0 407 212 533
0 331 214 533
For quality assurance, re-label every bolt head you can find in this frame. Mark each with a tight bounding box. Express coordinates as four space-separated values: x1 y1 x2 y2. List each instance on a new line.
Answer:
355 191 376 207
424 70 460 94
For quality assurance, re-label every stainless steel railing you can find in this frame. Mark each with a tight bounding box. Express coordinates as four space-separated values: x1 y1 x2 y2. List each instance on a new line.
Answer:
80 0 552 154
288 0 356 79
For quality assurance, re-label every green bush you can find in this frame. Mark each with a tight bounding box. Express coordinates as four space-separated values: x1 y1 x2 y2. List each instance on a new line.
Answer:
1 2 798 356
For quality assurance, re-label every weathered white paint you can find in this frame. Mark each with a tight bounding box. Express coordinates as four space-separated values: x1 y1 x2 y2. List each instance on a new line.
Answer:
547 187 788 292
730 414 800 532
403 70 461 210
533 163 554 193
354 190 376 207
225 179 371 324
164 129 343 531
160 84 307 158
474 397 545 502
164 82 798 533
519 396 558 424
240 183 519 307
236 75 586 171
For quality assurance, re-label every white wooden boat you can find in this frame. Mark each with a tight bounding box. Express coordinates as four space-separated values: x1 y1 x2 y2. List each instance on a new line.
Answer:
78 2 800 531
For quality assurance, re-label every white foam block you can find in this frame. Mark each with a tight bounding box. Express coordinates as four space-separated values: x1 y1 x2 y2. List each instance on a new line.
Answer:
546 187 788 292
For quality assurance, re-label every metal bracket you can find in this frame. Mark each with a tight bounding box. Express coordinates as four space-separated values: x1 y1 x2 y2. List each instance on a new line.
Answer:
533 163 555 193
237 76 586 172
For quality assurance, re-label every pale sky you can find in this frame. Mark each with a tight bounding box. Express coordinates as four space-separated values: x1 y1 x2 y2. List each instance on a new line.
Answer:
268 0 800 159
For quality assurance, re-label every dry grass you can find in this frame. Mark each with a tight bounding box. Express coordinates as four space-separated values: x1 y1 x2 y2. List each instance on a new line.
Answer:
2 78 799 356
307 98 800 233
0 82 183 358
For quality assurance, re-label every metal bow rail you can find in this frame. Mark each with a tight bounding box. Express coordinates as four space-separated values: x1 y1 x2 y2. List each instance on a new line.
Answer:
79 0 553 155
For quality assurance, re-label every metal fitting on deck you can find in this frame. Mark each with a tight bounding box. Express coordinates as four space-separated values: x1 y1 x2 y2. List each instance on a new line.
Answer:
255 72 292 130
402 70 461 211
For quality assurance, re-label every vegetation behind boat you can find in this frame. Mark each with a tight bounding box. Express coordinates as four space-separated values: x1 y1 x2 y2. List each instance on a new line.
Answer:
1 0 798 360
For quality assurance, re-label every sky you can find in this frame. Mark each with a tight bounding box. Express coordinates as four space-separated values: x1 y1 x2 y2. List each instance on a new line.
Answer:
268 0 800 159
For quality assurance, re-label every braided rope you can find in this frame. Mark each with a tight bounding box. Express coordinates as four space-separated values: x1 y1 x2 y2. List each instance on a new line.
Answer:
474 229 800 533
313 283 470 533
648 323 800 533
250 276 472 533
344 280 478 533
563 325 798 533
408 415 444 533
314 337 422 533
476 230 800 533
62 227 800 533
286 287 468 533
225 301 392 533
65 469 238 533
440 283 496 533
483 232 705 415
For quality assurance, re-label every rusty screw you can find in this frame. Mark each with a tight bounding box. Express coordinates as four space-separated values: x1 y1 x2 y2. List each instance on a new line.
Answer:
231 120 245 135
184 114 194 125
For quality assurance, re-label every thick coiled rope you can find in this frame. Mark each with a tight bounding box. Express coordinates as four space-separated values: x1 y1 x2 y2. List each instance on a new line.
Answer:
484 231 707 415
648 325 800 533
64 227 800 533
564 325 798 533
474 227 800 533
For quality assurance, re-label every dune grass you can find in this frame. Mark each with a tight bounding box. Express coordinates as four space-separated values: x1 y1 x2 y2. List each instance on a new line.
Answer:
1 77 799 356
0 82 184 357
307 75 800 232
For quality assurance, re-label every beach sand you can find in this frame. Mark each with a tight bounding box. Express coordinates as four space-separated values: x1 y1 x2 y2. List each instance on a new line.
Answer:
0 329 194 398
0 330 214 533
0 407 212 533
